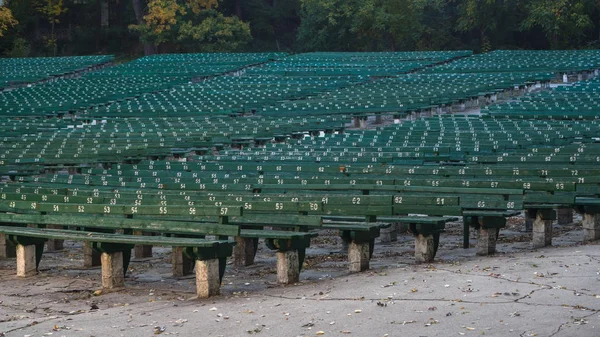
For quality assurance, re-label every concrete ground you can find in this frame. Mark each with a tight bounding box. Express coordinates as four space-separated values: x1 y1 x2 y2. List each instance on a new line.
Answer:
1 216 599 337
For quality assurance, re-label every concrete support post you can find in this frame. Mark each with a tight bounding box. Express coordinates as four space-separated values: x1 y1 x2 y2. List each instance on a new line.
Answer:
276 250 299 284
582 213 600 242
196 259 221 298
16 244 37 277
525 209 535 232
532 209 555 248
46 225 64 251
234 237 256 267
348 242 370 272
379 225 397 243
414 234 435 263
476 227 498 256
133 231 152 259
556 208 573 225
101 251 124 289
0 233 16 258
84 241 101 267
359 118 367 129
172 246 194 276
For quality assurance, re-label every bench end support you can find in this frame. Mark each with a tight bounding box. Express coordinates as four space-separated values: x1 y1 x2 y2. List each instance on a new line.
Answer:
583 213 600 242
101 251 125 289
16 244 38 277
276 250 299 284
348 242 370 272
196 259 221 298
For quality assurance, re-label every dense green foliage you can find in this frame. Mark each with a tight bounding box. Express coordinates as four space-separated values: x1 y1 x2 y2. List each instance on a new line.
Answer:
1 0 600 57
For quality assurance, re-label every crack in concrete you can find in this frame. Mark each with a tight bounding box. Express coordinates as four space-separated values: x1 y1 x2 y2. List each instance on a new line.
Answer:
434 266 600 301
547 311 598 337
515 287 548 302
0 316 59 334
586 255 600 263
262 293 599 312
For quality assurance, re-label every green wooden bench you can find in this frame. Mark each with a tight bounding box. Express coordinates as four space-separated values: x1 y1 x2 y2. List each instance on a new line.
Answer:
0 211 239 298
0 194 323 284
323 215 458 262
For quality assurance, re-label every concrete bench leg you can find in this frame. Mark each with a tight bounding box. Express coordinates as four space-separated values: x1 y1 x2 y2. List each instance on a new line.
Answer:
583 213 600 242
234 237 257 266
414 234 436 263
524 209 534 232
46 225 64 251
84 241 102 267
476 227 498 256
101 251 124 289
359 118 367 129
133 231 152 259
276 250 299 284
348 242 370 272
0 233 17 258
379 225 397 243
532 209 556 248
16 244 37 277
172 246 194 276
196 259 221 298
557 208 573 225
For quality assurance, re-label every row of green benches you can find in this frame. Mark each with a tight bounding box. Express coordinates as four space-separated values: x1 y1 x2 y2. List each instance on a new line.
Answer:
0 192 461 298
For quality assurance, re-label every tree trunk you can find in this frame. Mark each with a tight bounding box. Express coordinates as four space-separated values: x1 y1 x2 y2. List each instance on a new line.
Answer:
100 0 109 27
234 0 243 19
51 21 57 56
132 0 155 55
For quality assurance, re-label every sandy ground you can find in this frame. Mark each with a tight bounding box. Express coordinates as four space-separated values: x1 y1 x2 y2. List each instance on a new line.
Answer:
1 213 599 337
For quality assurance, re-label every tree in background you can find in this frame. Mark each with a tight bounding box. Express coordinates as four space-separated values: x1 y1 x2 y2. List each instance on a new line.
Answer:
34 0 68 55
297 0 427 51
0 4 18 37
129 0 251 54
521 0 595 49
3 0 600 56
296 0 361 51
454 0 526 52
220 0 300 51
352 0 426 51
